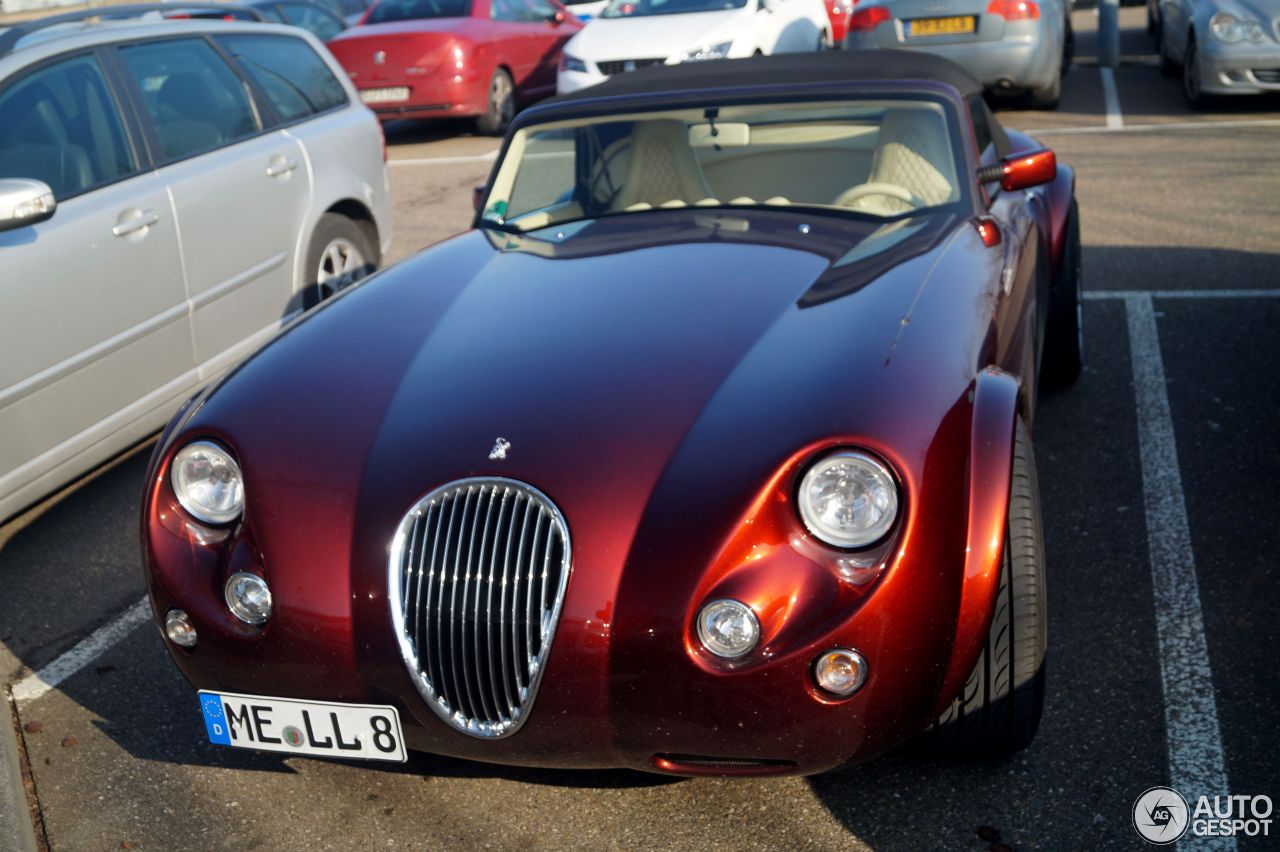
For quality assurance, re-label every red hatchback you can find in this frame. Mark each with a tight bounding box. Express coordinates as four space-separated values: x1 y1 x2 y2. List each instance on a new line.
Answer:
328 0 581 134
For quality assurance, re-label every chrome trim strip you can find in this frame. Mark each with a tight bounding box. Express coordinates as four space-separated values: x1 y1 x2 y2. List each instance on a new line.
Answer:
387 477 572 739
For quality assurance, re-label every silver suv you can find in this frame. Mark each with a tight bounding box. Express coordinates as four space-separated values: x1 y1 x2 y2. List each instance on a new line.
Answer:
0 10 392 522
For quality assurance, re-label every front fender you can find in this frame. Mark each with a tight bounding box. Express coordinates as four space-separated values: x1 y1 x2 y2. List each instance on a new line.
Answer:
931 366 1019 716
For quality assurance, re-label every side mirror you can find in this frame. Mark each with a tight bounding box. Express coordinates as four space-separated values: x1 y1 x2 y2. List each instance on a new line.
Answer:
759 0 779 12
473 184 486 213
979 148 1056 192
0 178 57 233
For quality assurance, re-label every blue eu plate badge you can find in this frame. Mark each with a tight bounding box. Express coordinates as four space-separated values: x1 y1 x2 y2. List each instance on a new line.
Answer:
201 694 231 745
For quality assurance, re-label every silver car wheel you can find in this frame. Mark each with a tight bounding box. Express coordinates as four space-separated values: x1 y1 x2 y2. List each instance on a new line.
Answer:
493 72 514 126
317 236 367 296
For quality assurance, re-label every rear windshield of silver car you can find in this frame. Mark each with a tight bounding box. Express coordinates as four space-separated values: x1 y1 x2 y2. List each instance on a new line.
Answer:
365 0 472 23
481 99 966 232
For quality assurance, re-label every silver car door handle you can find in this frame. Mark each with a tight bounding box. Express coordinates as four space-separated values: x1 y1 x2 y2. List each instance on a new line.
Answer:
266 157 298 177
112 209 159 237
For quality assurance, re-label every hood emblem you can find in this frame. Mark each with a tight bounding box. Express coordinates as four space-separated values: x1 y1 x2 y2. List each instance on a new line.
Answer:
489 438 511 461
374 50 386 65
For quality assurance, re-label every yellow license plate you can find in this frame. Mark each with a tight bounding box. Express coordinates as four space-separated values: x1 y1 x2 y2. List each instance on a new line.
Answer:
907 16 976 36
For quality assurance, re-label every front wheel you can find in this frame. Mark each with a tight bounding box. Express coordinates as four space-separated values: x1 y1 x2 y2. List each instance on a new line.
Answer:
1182 36 1213 108
475 68 514 136
301 213 377 309
931 417 1047 758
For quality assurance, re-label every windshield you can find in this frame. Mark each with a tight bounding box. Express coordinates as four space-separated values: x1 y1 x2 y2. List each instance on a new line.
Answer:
481 100 965 233
601 0 747 18
365 0 470 23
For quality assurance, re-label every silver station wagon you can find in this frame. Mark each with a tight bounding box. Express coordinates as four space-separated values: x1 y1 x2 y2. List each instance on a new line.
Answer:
0 10 392 523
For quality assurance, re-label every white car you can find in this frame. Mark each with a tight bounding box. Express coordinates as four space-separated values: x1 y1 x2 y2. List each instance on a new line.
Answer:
557 0 832 93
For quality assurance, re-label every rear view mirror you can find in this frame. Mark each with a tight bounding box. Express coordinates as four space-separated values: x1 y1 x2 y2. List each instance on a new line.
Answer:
0 178 56 232
980 148 1057 192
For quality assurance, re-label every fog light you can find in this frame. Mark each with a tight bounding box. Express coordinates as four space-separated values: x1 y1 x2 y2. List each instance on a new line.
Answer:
165 609 198 648
225 572 272 625
696 599 759 658
813 648 868 697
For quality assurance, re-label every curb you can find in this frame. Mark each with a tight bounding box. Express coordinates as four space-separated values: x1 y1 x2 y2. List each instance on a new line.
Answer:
1 692 38 852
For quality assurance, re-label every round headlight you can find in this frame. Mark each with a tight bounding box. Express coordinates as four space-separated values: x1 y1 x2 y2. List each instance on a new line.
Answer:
171 441 244 524
225 572 273 625
696 599 759 658
797 451 898 549
1210 13 1244 42
813 648 868 697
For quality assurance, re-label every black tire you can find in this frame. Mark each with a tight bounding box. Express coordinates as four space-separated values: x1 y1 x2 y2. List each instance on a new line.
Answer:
1159 21 1178 76
1042 198 1083 388
301 213 377 309
1182 36 1213 109
1062 17 1075 73
1028 71 1061 110
931 417 1047 758
475 68 514 136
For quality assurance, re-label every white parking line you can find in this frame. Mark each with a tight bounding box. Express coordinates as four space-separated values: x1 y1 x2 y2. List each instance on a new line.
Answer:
1086 289 1280 300
1027 118 1280 136
1125 294 1234 848
11 597 150 705
1100 67 1124 129
388 151 498 167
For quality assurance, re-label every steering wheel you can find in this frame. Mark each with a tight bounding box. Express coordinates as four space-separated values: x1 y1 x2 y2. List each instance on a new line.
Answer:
833 181 923 211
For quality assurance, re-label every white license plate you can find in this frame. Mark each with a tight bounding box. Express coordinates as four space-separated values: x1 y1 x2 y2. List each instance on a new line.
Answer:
360 87 410 104
199 691 406 762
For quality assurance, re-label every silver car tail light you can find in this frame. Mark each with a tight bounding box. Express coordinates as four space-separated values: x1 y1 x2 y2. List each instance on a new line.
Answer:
388 479 571 738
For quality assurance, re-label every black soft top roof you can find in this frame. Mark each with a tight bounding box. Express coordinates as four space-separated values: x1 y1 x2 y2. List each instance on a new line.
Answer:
546 49 984 105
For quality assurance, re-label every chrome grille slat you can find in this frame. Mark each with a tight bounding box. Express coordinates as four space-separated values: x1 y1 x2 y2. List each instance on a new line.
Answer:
388 478 571 739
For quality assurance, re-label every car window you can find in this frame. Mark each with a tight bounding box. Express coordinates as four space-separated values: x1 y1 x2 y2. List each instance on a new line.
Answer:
365 0 471 23
483 99 965 231
0 54 135 199
527 0 560 19
219 33 348 123
277 2 346 40
490 0 537 21
118 38 259 162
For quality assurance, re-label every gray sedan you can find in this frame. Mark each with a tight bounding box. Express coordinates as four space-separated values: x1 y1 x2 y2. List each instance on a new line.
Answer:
1152 0 1280 106
843 0 1071 108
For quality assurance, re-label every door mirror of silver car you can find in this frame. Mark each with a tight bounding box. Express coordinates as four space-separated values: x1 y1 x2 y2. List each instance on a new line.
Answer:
0 179 57 233
978 148 1057 192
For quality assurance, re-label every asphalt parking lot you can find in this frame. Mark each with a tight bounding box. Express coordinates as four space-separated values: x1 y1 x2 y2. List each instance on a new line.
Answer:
3 6 1279 850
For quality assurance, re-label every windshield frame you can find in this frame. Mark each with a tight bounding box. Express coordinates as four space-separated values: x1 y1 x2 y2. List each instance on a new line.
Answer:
474 85 978 234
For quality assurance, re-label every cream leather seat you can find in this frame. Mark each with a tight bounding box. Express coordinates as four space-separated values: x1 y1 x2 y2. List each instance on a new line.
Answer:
608 120 715 211
836 109 956 215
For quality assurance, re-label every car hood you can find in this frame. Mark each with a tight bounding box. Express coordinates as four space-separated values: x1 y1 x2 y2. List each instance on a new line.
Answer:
568 10 746 59
183 207 980 627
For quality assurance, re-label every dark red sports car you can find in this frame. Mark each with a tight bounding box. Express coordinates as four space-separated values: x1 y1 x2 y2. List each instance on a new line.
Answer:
327 0 581 134
143 51 1081 777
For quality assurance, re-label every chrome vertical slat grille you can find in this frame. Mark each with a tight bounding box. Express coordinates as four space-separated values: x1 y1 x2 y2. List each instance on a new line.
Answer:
388 478 571 738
